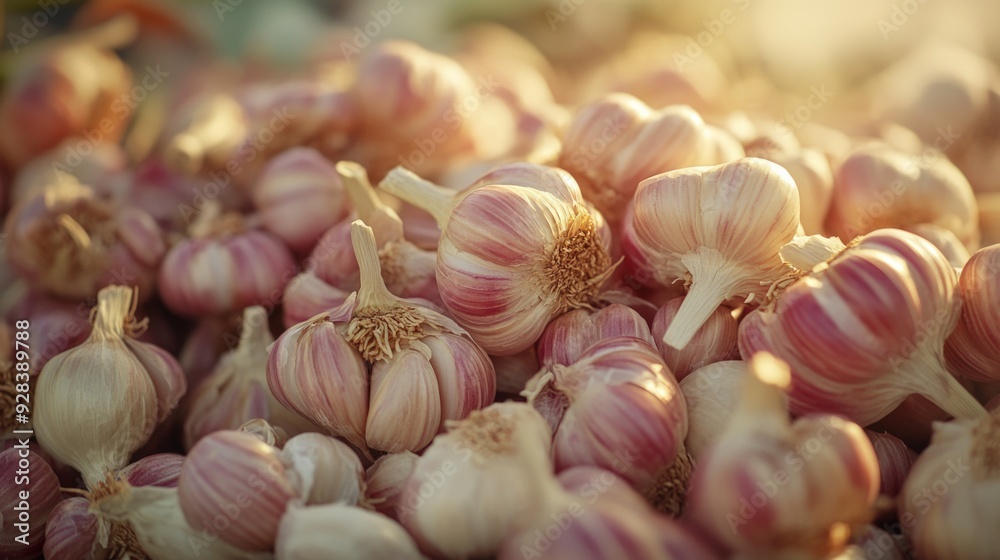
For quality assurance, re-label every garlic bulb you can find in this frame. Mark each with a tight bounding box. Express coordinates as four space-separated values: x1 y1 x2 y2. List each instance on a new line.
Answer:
184 306 317 449
281 432 366 507
499 466 723 560
268 220 494 453
652 296 739 381
4 176 165 301
158 201 297 317
740 229 987 426
178 430 298 552
944 244 1000 383
398 402 561 559
354 40 513 181
865 430 916 498
365 452 418 520
0 448 60 560
678 360 746 460
252 147 349 252
535 303 653 367
282 161 440 326
826 143 978 248
522 336 691 515
0 42 131 167
899 411 1000 560
35 285 185 488
625 157 800 350
276 503 422 560
687 353 880 558
379 164 616 355
558 93 745 225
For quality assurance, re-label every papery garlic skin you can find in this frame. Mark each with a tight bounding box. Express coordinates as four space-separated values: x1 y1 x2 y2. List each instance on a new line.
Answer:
381 167 616 356
523 336 691 515
398 402 560 560
365 452 418 520
499 466 723 560
252 147 349 252
687 353 880 558
34 286 180 488
276 503 422 560
899 412 1000 560
944 244 1000 383
679 361 746 460
740 229 986 426
0 449 61 560
652 297 739 381
178 430 298 553
626 157 800 350
281 433 366 506
536 303 653 367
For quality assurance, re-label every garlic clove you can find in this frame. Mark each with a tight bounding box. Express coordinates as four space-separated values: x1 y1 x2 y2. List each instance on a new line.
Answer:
678 360 746 460
365 451 419 520
0 448 61 560
652 296 739 381
864 430 916 498
766 148 834 236
907 223 972 268
536 303 654 367
124 338 186 425
365 349 443 454
419 333 494 421
43 497 107 560
944 243 1000 383
281 432 366 507
178 430 298 552
267 308 370 451
276 503 422 560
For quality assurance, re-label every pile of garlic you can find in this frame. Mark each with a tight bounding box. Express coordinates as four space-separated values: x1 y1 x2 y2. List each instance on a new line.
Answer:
2 10 1000 560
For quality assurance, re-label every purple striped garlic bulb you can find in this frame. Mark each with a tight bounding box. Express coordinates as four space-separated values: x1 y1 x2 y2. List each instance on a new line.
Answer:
522 336 691 515
624 157 801 351
268 220 495 454
379 164 616 355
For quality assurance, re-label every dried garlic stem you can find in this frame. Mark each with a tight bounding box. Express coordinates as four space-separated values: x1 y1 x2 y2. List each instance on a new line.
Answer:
378 166 457 227
188 200 245 238
542 209 615 311
236 306 273 359
338 161 405 238
345 221 442 362
663 249 743 350
90 285 138 340
910 349 989 421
